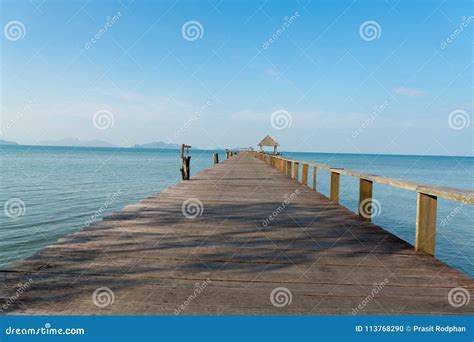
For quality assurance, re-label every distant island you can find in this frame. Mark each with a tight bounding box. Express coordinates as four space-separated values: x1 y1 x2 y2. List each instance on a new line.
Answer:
0 139 18 145
0 138 194 149
37 138 118 148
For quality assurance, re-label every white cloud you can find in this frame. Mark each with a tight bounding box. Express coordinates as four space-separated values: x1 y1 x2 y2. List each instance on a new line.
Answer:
393 86 426 97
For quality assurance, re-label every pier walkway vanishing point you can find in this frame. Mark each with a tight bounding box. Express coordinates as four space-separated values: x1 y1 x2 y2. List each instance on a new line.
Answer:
0 152 473 315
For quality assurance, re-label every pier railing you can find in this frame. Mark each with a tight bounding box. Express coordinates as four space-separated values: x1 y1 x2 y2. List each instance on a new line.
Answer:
249 151 473 256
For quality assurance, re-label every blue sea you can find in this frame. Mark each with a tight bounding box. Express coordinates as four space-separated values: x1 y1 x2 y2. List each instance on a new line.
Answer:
1 145 473 277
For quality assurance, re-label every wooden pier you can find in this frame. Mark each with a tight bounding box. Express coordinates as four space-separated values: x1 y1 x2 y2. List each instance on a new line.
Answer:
0 152 473 315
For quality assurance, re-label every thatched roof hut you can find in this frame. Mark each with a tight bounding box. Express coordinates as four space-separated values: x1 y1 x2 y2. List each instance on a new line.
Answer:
257 135 280 154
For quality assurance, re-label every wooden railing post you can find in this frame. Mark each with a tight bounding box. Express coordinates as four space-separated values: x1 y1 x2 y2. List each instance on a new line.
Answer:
358 178 373 220
415 192 437 256
293 162 299 183
312 166 317 191
330 171 340 203
286 161 291 177
302 163 309 186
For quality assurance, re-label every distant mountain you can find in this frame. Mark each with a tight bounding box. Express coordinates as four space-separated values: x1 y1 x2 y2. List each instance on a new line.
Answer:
0 138 18 145
38 138 118 148
133 141 182 149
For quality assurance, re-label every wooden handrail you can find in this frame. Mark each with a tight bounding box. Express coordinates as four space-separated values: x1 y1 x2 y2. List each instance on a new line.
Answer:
250 151 473 256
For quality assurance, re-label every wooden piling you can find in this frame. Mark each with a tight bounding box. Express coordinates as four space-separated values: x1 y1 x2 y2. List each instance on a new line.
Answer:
312 166 317 191
415 192 437 256
330 171 340 203
358 178 373 221
302 163 309 186
293 162 299 183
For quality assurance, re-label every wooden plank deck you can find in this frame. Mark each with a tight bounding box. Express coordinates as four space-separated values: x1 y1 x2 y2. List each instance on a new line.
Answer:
0 152 473 315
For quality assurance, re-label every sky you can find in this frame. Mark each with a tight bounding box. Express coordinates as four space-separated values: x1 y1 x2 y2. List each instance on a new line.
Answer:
0 0 472 155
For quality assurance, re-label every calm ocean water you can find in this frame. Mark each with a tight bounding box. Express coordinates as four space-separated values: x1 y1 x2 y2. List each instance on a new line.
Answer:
1 146 473 277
